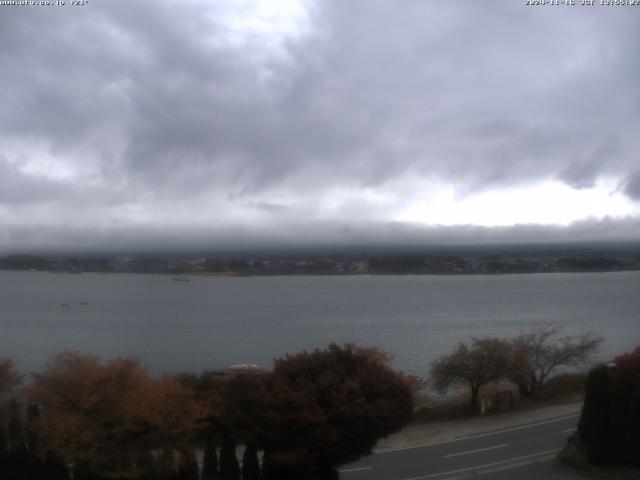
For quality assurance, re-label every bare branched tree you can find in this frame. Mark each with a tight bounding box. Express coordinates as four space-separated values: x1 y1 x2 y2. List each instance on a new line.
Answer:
506 324 603 398
430 338 510 412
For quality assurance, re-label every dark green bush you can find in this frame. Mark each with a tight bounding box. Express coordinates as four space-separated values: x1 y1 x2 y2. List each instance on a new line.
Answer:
577 347 640 467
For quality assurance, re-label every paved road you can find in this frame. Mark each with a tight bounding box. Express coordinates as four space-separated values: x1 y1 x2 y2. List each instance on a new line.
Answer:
340 414 581 480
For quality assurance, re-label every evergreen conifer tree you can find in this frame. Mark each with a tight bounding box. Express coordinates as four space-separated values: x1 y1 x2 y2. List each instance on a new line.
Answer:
157 448 178 480
27 402 40 452
0 427 7 456
241 444 260 480
219 430 241 480
0 428 8 479
176 448 199 480
8 397 25 451
202 426 220 480
137 451 160 480
43 454 72 480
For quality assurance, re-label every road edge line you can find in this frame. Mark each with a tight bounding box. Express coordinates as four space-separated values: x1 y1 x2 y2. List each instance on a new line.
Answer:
376 414 579 454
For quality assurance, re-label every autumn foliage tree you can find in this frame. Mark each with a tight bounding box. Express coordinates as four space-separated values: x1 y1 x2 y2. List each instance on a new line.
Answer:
431 326 602 411
430 338 509 412
1 359 23 459
217 344 413 479
215 372 270 446
0 359 22 399
1 359 64 480
28 352 205 479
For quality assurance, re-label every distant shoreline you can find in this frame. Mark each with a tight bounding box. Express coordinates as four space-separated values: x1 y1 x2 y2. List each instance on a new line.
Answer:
2 249 640 277
2 267 639 277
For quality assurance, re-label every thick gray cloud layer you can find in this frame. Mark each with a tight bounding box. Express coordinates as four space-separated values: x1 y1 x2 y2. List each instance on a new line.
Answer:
1 0 639 251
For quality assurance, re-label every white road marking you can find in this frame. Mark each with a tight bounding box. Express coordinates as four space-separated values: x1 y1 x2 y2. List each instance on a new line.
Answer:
338 466 372 473
376 414 579 454
534 454 558 462
444 443 508 458
562 427 577 433
397 448 561 480
478 460 531 475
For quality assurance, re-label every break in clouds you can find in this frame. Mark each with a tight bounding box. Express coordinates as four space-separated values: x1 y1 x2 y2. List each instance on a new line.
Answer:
1 0 640 252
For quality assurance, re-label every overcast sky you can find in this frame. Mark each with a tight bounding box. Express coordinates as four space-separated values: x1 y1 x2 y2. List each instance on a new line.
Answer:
1 0 640 252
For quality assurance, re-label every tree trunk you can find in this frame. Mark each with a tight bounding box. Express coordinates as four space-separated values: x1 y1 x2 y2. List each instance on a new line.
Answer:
517 382 532 399
470 385 480 413
529 378 538 397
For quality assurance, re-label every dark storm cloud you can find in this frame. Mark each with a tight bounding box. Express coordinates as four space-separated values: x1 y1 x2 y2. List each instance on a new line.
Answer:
0 0 639 250
557 140 622 190
3 217 640 255
624 171 640 200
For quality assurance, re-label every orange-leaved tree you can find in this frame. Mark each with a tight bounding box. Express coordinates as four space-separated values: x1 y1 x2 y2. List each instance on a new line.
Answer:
0 358 23 455
0 359 22 399
28 351 205 478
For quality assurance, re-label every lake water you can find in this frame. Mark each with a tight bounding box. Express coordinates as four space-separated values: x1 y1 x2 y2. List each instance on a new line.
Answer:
1 271 639 377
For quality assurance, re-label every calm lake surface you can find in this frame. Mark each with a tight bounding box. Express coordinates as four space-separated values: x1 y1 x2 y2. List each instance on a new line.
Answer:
1 271 639 376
